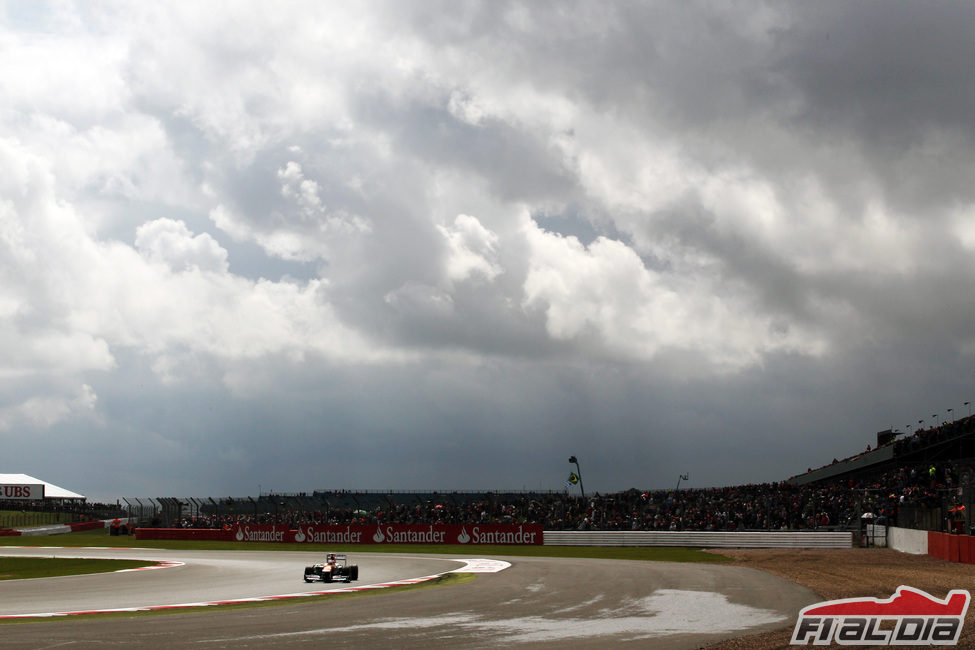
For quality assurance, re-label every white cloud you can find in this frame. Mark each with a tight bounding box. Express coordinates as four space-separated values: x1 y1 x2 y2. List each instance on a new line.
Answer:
208 204 251 242
521 216 825 370
0 20 127 124
85 242 390 369
0 383 97 432
135 218 228 273
438 213 502 284
0 129 390 420
0 137 117 380
950 204 975 252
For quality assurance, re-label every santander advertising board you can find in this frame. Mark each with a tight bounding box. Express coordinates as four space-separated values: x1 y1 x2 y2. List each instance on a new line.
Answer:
232 523 542 545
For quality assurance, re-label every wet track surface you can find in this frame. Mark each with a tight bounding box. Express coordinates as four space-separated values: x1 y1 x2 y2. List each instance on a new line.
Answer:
0 548 819 648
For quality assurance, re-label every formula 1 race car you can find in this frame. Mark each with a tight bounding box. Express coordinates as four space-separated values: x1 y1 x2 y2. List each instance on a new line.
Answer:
303 553 359 583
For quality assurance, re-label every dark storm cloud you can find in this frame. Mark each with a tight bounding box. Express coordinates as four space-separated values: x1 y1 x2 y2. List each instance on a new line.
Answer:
781 3 975 143
768 2 975 215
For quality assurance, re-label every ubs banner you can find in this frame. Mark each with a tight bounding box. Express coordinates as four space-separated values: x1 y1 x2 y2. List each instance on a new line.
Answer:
1 483 44 500
232 523 543 545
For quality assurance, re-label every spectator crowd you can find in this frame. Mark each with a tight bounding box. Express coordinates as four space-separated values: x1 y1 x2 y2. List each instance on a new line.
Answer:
168 458 971 533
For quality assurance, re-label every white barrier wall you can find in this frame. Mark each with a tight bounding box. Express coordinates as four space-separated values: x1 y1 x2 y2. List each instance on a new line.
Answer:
543 530 852 548
887 526 928 555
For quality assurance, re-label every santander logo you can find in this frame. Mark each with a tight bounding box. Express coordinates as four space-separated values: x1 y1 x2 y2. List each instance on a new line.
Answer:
457 527 470 544
372 526 386 543
235 526 244 542
294 527 306 543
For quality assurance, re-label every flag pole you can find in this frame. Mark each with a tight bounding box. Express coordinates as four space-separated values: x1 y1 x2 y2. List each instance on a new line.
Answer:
568 456 585 499
675 473 688 491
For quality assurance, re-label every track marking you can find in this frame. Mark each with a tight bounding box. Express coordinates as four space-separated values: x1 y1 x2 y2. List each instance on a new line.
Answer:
449 558 511 573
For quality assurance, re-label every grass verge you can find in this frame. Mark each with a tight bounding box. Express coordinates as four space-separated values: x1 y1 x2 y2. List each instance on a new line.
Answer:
0 557 155 580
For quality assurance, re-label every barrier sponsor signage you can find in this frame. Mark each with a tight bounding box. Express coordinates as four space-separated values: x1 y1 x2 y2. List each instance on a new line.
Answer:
230 523 543 545
791 585 971 646
1 483 43 500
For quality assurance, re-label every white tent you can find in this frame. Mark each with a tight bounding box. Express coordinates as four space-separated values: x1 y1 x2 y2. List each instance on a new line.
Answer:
0 473 86 500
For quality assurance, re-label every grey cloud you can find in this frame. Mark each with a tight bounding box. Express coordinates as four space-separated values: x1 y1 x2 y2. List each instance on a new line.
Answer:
379 2 975 216
779 3 975 143
352 90 577 203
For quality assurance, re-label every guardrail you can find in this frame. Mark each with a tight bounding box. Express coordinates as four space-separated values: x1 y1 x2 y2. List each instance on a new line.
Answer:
543 530 853 548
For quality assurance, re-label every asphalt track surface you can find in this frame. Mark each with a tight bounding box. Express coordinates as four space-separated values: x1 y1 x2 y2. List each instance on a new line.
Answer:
0 547 820 649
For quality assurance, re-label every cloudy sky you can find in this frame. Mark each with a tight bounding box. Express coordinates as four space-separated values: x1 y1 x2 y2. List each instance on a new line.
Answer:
2 1 974 502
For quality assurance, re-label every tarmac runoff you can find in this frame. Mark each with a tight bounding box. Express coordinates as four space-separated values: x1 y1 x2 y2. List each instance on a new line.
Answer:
0 550 819 648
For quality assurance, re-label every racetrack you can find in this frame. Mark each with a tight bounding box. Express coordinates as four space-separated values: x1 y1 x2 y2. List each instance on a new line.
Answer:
0 547 458 616
0 548 819 648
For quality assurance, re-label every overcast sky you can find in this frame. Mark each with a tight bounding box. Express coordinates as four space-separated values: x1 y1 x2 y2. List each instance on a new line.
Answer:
2 1 974 502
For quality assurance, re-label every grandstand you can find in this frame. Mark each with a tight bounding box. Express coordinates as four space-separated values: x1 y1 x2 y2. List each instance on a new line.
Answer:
120 447 968 535
789 415 975 486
